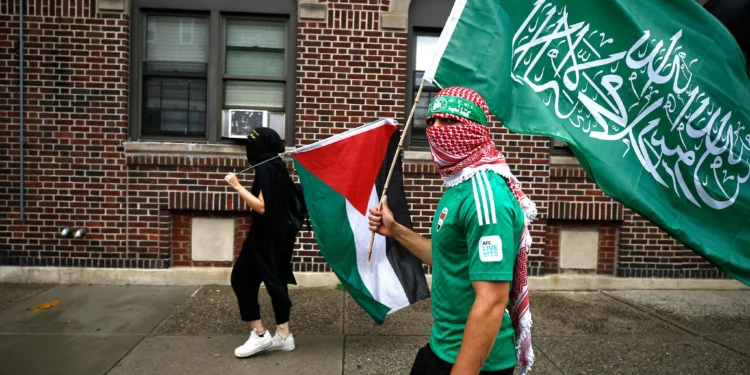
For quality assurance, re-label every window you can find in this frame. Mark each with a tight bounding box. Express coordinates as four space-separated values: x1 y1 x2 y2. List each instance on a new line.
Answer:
406 0 454 149
179 17 195 45
142 15 208 138
146 17 156 42
550 138 574 156
130 0 297 145
409 34 441 148
223 19 287 139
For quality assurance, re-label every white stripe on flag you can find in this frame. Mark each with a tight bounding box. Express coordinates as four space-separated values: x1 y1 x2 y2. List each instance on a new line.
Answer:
423 0 467 86
471 175 484 226
481 170 497 224
291 118 397 154
345 186 411 313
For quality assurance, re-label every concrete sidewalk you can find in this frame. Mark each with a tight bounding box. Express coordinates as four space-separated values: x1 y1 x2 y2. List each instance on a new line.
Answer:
0 283 748 375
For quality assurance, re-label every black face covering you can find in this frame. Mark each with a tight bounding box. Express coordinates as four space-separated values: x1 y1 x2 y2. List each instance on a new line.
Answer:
246 128 285 166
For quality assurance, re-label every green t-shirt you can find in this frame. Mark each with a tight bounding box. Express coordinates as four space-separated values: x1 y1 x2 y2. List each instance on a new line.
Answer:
429 170 525 372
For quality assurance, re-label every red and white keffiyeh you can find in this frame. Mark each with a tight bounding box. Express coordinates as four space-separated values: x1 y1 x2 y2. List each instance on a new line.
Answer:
426 86 536 375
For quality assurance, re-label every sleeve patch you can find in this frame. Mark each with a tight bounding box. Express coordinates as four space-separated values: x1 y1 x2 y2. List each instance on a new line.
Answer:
478 235 503 262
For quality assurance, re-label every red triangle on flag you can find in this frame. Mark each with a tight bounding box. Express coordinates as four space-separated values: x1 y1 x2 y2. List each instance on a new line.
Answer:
293 122 397 216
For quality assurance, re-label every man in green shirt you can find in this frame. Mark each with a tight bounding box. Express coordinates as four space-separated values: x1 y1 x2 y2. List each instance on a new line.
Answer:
368 86 536 375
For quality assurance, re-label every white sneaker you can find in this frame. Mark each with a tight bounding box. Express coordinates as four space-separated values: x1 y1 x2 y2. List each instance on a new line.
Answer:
270 332 295 352
234 329 273 358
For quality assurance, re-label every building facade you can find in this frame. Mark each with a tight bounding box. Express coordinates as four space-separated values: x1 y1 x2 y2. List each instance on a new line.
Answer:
0 0 729 281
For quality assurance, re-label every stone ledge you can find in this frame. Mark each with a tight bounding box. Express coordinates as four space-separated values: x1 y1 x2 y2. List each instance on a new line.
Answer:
299 2 327 21
125 142 244 156
127 141 423 166
97 0 129 14
380 12 408 31
549 155 580 167
2 267 747 291
124 142 296 158
403 150 432 163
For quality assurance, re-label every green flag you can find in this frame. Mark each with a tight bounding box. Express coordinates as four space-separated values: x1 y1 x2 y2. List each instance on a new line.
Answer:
425 0 750 286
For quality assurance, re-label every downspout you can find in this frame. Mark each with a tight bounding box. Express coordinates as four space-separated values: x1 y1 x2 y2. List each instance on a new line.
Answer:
19 0 24 223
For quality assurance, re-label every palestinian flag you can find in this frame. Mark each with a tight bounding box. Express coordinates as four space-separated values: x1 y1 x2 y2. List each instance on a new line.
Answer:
291 118 430 324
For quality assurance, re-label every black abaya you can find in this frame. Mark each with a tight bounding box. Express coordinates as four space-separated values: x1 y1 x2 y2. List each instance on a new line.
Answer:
231 128 297 324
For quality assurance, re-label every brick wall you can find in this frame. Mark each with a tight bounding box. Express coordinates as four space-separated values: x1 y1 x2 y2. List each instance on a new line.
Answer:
0 0 726 280
296 0 402 145
547 165 725 279
0 0 133 267
488 125 550 276
619 209 727 279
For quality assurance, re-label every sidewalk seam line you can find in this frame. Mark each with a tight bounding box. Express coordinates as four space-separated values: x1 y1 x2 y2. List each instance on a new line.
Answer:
102 335 147 375
533 345 566 375
601 291 750 359
700 335 750 359
600 291 697 336
149 285 202 335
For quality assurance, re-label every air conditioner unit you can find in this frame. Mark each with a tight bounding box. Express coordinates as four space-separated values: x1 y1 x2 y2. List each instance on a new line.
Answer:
221 109 269 139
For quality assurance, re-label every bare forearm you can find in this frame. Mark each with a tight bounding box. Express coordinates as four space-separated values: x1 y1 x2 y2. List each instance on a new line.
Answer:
451 300 505 374
234 186 264 214
392 223 432 266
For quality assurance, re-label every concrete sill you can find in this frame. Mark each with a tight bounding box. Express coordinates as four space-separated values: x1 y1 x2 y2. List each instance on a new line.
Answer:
403 150 432 163
549 155 580 168
125 142 433 164
124 142 295 158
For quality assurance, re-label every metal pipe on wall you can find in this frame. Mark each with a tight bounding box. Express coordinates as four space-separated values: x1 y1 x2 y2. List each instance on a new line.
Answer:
19 0 25 223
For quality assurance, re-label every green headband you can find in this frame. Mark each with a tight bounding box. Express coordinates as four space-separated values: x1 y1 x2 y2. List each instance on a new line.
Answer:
425 95 487 125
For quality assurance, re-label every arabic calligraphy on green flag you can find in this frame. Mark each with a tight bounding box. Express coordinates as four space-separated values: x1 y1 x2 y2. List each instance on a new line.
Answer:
425 0 750 285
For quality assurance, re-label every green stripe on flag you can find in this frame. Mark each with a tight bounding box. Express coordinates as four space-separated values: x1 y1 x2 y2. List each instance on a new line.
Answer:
294 160 391 324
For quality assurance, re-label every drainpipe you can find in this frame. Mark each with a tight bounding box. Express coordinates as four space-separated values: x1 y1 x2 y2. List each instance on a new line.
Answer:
19 0 25 223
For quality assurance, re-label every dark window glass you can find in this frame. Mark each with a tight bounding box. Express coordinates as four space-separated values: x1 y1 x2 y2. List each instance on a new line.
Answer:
142 15 208 137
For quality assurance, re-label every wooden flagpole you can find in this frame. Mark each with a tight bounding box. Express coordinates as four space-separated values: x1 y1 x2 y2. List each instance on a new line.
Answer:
368 79 427 261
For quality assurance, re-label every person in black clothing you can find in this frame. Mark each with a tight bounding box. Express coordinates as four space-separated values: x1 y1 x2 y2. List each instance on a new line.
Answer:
224 127 297 357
